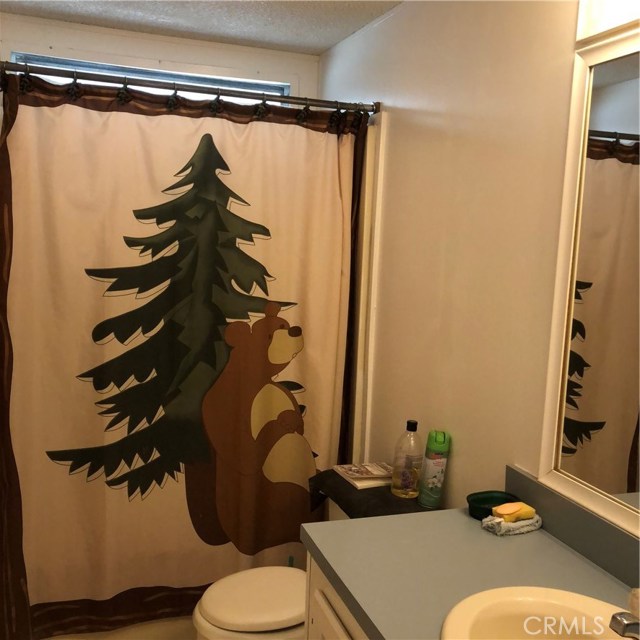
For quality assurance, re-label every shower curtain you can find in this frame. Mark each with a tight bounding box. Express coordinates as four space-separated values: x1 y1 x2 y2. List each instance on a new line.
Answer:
562 138 639 497
0 73 368 639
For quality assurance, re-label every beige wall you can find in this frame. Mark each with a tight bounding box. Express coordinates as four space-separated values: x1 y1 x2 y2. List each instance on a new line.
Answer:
320 1 579 507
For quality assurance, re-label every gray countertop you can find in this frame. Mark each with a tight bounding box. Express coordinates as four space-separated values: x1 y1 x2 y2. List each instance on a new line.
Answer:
301 508 631 640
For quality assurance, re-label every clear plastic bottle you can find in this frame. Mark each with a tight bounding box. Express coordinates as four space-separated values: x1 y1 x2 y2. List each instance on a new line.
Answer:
390 420 423 498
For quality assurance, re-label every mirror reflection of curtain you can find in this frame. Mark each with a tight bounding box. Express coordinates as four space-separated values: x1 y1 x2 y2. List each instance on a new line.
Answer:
0 73 369 639
562 139 639 496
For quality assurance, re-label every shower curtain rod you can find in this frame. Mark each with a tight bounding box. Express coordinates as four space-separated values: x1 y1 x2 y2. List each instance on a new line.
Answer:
589 129 639 142
0 60 380 114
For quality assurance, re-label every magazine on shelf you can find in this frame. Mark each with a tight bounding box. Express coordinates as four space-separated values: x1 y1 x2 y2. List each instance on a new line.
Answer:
333 462 394 489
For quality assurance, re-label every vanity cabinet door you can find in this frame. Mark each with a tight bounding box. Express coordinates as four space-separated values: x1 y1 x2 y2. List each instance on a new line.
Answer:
305 556 368 640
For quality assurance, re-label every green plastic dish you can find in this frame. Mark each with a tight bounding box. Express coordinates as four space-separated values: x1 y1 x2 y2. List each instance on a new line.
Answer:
466 490 520 521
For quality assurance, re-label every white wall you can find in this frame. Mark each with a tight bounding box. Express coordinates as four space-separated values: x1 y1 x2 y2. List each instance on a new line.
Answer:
591 78 640 133
577 0 639 41
320 1 579 507
0 13 319 97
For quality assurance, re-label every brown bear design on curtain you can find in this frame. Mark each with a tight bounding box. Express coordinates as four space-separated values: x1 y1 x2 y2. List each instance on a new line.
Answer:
202 302 318 554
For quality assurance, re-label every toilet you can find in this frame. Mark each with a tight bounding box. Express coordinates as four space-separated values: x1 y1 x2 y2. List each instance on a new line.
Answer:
193 566 307 639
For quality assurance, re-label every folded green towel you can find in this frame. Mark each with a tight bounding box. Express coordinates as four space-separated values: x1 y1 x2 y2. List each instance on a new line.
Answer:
481 514 542 536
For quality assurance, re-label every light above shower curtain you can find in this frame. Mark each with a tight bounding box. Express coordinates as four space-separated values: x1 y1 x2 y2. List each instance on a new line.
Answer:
0 72 368 639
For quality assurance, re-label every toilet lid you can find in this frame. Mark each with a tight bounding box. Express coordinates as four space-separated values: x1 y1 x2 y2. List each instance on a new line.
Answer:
199 566 306 632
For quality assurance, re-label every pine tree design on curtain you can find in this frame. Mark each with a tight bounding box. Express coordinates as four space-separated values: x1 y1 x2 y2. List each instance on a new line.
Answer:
47 133 318 553
563 280 606 455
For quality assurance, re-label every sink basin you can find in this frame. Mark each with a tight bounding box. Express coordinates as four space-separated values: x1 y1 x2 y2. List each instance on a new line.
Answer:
441 586 623 639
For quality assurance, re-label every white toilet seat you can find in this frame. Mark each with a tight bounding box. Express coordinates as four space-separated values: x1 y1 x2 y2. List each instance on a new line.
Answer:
193 605 305 639
193 566 306 640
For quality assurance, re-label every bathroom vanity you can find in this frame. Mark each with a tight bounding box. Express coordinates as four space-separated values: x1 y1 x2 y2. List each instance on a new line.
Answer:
301 508 631 640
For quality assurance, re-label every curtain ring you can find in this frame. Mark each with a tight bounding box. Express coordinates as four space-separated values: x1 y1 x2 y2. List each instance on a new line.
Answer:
117 77 131 105
19 63 33 93
210 89 223 115
296 99 311 124
167 83 179 111
67 69 83 100
255 94 269 119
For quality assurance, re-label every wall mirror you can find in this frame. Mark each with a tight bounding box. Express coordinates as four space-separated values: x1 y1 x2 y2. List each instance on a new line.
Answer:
559 50 639 508
540 24 640 535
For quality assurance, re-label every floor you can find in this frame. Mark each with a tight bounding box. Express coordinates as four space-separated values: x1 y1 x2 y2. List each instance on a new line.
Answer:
49 617 196 640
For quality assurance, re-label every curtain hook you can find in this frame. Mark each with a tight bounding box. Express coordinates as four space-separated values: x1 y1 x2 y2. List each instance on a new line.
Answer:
297 98 311 124
210 88 223 115
67 69 83 99
167 83 179 111
255 94 269 119
116 76 131 105
19 63 33 93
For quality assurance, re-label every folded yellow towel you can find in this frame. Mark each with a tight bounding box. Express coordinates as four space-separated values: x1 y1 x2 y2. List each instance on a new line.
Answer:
492 501 536 523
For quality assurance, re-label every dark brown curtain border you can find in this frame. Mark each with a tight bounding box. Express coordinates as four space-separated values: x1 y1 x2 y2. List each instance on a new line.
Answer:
587 137 639 164
1 74 33 640
1 72 369 135
0 72 369 638
30 584 208 639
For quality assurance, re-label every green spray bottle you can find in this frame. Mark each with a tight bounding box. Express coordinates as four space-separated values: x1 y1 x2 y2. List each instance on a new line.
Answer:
417 431 451 509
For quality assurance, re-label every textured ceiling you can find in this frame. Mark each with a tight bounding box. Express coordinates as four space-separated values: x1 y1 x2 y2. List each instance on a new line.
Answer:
1 1 402 55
